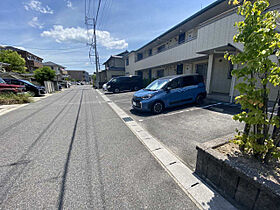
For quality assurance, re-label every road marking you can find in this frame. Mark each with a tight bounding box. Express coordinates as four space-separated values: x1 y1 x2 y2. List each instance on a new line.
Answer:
96 89 236 210
138 102 223 121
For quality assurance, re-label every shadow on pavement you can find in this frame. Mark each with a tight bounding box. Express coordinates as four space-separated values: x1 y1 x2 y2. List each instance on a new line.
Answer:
203 103 242 116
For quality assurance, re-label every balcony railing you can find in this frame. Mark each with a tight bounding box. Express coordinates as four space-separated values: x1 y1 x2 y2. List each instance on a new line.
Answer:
135 36 197 62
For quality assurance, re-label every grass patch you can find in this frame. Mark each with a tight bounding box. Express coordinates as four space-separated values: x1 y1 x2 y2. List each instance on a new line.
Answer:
0 93 33 105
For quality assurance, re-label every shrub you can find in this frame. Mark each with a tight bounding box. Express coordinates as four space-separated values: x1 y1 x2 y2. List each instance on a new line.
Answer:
226 0 280 162
0 93 33 105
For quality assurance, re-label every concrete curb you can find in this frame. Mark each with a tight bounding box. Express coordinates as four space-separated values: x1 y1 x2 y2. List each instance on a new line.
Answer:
96 89 236 210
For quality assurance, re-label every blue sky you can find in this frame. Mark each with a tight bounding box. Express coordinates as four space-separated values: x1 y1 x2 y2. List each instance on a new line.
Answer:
0 0 217 74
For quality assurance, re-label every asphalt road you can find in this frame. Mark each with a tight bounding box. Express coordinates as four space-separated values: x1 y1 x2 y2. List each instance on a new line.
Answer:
0 86 198 209
103 90 244 170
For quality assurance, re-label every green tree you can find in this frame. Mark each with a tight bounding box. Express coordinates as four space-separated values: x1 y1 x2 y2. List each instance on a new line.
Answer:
0 50 26 73
92 74 96 86
226 0 280 162
34 66 56 85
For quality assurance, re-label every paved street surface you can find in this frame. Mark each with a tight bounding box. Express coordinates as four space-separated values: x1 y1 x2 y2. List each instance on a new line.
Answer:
103 90 243 170
0 86 198 209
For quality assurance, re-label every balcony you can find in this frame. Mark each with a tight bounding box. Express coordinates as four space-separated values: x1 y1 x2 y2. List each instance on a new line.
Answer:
28 60 43 68
196 12 243 53
133 38 203 71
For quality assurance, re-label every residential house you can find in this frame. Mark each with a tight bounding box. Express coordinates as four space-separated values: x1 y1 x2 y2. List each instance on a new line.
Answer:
43 61 68 82
1 46 43 72
66 70 90 83
125 0 280 102
100 51 129 84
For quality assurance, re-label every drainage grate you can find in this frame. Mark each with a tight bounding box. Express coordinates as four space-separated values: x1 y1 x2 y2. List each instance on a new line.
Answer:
122 117 134 122
169 161 177 165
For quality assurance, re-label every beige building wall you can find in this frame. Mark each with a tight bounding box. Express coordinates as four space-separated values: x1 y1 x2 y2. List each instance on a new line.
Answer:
210 56 232 94
197 11 244 53
114 59 124 67
125 52 136 76
106 70 125 80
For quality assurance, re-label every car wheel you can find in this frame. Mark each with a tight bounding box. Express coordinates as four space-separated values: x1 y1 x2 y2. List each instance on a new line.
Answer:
134 86 139 91
152 101 164 114
114 88 120 93
196 94 204 105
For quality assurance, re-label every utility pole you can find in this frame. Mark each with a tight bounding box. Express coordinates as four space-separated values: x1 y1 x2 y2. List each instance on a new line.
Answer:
93 21 99 88
85 0 101 88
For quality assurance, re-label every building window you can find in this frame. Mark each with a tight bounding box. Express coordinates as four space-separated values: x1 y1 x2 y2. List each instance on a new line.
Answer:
126 58 129 66
137 53 143 61
187 31 193 41
157 69 164 78
157 45 165 53
148 49 152 56
176 64 183 75
178 32 185 44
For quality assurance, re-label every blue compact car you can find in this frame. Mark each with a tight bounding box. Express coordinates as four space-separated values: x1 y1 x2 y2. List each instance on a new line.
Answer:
132 74 207 114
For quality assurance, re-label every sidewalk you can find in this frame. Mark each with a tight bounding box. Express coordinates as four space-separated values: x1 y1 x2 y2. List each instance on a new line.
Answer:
0 93 53 116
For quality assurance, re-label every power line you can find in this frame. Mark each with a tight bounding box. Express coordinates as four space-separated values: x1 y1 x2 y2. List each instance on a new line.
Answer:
98 0 112 30
85 0 102 88
95 0 102 23
97 0 108 29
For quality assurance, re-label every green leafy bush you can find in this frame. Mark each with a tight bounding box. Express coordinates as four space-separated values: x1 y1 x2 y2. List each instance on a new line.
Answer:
0 50 26 73
0 93 33 105
34 66 56 85
226 0 280 162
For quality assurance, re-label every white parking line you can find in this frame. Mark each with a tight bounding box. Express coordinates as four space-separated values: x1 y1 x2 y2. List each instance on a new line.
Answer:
139 102 223 121
96 89 236 210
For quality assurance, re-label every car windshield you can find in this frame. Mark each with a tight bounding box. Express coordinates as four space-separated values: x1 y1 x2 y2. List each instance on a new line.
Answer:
110 78 117 83
21 80 36 86
0 78 5 84
145 79 169 91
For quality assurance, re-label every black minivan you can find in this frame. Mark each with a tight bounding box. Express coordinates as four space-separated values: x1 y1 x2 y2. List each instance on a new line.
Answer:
103 76 142 93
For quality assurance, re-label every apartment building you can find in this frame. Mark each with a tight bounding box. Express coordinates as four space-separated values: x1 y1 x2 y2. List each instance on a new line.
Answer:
2 46 43 72
125 0 280 102
67 70 90 82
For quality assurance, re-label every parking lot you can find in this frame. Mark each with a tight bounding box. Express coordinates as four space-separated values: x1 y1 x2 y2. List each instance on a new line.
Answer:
101 90 244 170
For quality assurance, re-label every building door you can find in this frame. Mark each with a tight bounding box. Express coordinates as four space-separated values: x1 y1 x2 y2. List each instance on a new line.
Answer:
176 64 183 75
196 63 208 83
211 57 231 94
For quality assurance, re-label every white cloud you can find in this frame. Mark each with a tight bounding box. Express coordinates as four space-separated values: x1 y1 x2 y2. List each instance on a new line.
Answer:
24 0 54 14
28 17 44 29
41 25 128 50
66 0 73 9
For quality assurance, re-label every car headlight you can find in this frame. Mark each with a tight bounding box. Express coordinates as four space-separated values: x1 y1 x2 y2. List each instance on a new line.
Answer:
107 85 111 88
141 94 154 100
